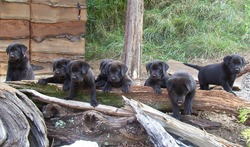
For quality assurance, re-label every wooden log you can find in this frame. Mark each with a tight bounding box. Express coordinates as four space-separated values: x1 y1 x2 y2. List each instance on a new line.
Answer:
31 3 86 23
45 110 152 146
10 86 242 146
1 0 29 3
0 82 48 146
0 2 30 19
32 0 86 8
6 81 250 122
31 21 86 43
123 96 242 147
0 20 29 39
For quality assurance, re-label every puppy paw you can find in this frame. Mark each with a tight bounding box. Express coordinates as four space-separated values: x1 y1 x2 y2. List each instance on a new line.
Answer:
121 86 130 93
64 96 73 100
153 87 161 94
103 86 111 93
90 100 99 107
38 79 47 85
183 108 192 115
96 81 106 88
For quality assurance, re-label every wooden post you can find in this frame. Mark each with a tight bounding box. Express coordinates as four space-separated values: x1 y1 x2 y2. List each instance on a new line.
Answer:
122 0 144 79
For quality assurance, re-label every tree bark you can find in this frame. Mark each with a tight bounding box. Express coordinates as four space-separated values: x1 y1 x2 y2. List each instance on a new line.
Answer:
7 81 250 120
0 82 48 147
122 0 143 79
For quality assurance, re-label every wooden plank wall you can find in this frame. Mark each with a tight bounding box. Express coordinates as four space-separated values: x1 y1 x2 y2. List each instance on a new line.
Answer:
0 0 86 78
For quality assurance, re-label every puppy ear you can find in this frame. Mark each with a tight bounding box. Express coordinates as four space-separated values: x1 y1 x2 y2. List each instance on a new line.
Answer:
241 57 246 66
81 62 90 74
223 55 232 65
146 62 152 73
161 62 169 72
120 63 128 76
6 44 12 55
19 44 28 56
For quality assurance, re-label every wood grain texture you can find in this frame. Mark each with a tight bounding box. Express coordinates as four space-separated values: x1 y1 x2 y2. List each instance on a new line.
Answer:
31 3 87 23
0 39 29 52
32 0 86 8
1 0 29 3
0 20 29 39
31 38 85 54
31 21 86 42
0 2 30 19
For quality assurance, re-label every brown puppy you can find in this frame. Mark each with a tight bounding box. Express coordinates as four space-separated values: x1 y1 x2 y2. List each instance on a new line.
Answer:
166 72 196 119
6 43 35 81
65 60 98 107
144 60 170 94
38 58 71 91
184 54 245 95
95 59 113 88
103 61 134 93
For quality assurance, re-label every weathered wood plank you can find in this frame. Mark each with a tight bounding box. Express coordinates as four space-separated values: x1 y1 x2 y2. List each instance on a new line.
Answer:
1 0 29 3
31 38 85 55
0 20 29 39
31 21 86 42
0 2 30 19
31 3 87 23
32 0 86 8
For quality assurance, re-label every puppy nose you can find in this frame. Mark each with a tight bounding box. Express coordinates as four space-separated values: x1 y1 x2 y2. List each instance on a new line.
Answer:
235 68 240 72
55 71 60 74
10 54 14 58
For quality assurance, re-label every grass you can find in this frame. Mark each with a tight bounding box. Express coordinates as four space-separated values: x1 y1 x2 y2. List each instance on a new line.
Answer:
85 0 250 63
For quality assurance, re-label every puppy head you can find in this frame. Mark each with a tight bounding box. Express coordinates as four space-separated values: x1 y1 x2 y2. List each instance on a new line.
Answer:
166 75 191 106
69 60 90 82
53 58 71 79
6 43 27 62
146 60 169 80
99 59 113 75
106 61 128 83
223 54 245 74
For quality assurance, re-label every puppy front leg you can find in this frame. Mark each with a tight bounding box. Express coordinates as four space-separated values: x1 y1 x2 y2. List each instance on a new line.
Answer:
103 82 112 93
171 102 180 119
221 81 236 95
19 68 29 80
6 69 12 81
183 92 195 115
90 85 98 107
65 81 76 100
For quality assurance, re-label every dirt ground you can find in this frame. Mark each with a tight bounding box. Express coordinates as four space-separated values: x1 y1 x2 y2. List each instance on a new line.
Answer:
88 53 250 146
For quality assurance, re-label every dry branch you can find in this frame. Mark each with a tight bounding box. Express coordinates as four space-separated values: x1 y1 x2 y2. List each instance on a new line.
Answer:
123 96 242 147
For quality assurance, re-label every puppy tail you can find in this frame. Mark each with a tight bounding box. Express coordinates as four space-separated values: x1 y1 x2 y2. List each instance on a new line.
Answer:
183 63 202 71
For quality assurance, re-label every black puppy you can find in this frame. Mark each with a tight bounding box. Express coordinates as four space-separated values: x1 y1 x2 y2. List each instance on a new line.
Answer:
38 58 71 91
103 61 134 93
166 72 196 119
6 43 35 81
65 60 98 107
95 59 113 88
184 54 245 95
144 60 170 94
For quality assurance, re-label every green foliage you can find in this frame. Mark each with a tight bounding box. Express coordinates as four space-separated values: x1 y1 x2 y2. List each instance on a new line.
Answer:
239 108 250 146
85 0 250 62
239 108 250 123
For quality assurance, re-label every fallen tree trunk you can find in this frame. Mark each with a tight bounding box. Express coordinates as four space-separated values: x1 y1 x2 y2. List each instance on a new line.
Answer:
13 88 242 146
123 96 242 147
0 82 48 147
6 81 250 119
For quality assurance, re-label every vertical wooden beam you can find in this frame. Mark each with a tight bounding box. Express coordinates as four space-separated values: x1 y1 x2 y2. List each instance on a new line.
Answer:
122 0 144 79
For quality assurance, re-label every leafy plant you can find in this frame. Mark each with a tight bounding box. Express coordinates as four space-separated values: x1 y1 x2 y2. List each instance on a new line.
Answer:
239 108 250 146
